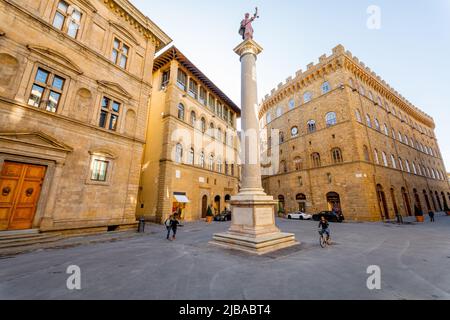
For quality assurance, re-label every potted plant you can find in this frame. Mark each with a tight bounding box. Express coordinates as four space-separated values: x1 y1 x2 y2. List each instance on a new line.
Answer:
414 206 424 223
206 206 214 223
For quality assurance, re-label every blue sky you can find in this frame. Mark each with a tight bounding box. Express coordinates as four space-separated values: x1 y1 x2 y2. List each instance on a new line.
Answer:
132 0 450 170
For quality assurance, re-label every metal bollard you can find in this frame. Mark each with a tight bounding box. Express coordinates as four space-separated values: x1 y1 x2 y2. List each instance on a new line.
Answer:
138 217 145 233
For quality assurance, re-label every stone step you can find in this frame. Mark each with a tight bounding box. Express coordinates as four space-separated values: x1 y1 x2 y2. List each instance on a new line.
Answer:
0 234 62 249
0 232 49 242
0 229 39 238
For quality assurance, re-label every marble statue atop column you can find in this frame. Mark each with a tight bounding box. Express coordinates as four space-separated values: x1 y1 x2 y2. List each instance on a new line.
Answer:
239 7 259 40
212 9 298 255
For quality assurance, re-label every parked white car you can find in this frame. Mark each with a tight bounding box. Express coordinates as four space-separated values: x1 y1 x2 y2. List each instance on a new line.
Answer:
287 211 312 220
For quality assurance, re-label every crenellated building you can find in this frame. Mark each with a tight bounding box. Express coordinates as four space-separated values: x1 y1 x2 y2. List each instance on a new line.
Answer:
259 45 450 221
0 0 171 233
137 46 241 223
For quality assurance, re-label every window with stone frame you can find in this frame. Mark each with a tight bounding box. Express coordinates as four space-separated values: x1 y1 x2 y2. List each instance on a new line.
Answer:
311 152 321 168
87 152 115 185
307 120 316 133
189 78 198 99
208 95 216 112
303 91 313 103
190 110 196 127
321 81 331 94
52 0 83 39
98 96 121 131
199 87 207 105
363 145 370 162
161 70 170 89
355 109 362 123
326 112 337 127
188 148 194 165
175 143 183 163
177 69 187 91
331 148 343 164
177 103 185 120
28 67 66 113
111 38 130 69
293 157 303 171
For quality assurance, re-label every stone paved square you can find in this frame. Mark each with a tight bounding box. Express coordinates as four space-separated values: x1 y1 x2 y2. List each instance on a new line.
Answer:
1 215 449 300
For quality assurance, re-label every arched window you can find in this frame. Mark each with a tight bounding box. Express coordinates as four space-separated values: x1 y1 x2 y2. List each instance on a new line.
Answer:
377 97 383 107
276 106 283 118
199 152 205 168
266 112 272 124
303 91 313 103
374 118 380 131
188 148 194 165
279 132 285 144
431 168 436 179
404 135 409 145
288 99 295 110
412 162 417 175
405 160 411 173
368 91 374 101
190 110 196 127
208 154 214 171
326 112 337 127
374 149 379 164
307 120 316 133
175 143 183 163
200 117 206 133
349 78 354 88
293 157 302 171
366 114 372 128
391 155 397 169
311 152 321 168
331 148 343 164
398 131 403 143
177 103 185 120
291 126 299 137
363 145 370 162
217 128 222 141
392 129 396 139
217 158 222 173
382 152 388 167
398 157 404 171
384 124 389 136
355 109 362 123
322 81 331 94
359 85 365 96
209 122 215 137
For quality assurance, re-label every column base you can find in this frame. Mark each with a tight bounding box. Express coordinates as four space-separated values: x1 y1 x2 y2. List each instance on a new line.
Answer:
210 193 298 255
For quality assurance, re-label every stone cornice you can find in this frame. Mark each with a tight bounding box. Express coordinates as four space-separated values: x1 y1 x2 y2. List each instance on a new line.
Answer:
102 0 172 51
259 44 435 128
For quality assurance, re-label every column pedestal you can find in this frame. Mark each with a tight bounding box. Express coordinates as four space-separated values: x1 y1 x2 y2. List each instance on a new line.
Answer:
211 39 298 255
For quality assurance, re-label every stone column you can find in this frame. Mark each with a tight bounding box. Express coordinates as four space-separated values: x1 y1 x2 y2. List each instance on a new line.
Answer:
211 39 298 255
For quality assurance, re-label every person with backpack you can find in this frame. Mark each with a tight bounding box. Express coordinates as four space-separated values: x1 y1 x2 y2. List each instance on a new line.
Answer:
165 215 173 240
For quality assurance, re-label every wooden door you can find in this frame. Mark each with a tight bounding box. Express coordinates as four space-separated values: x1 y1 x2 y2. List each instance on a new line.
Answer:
0 162 46 231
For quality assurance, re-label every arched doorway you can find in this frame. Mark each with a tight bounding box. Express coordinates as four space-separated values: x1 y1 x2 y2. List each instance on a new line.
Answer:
377 184 389 219
214 195 221 215
413 189 422 212
278 195 285 213
423 190 432 212
401 187 412 216
225 194 231 210
326 192 341 213
429 190 437 211
442 192 449 211
435 191 443 211
296 193 307 212
390 188 399 217
201 195 208 218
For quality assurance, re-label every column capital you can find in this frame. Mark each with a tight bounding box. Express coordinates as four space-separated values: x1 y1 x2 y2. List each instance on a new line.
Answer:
234 39 263 58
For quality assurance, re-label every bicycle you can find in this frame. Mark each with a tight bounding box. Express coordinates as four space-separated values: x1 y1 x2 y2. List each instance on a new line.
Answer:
319 229 331 248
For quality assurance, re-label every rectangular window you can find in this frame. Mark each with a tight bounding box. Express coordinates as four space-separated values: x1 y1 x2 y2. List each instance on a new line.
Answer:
28 68 65 113
161 70 170 89
208 95 215 112
189 79 198 99
99 96 121 131
199 87 207 105
111 38 129 69
52 1 82 39
91 159 109 182
177 70 187 91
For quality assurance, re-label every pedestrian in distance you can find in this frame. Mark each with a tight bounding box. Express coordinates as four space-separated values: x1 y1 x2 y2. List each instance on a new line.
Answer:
429 211 435 222
164 215 173 240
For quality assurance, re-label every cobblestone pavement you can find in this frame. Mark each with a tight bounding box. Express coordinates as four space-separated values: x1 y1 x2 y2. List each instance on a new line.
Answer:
1 214 449 300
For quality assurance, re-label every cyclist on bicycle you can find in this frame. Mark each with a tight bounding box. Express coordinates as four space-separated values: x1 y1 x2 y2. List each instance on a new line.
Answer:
318 216 330 241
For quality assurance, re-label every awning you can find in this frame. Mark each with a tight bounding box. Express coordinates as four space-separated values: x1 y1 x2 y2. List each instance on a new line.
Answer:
174 195 190 203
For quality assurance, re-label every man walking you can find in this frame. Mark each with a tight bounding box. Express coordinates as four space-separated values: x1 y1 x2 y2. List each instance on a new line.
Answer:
429 211 435 223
